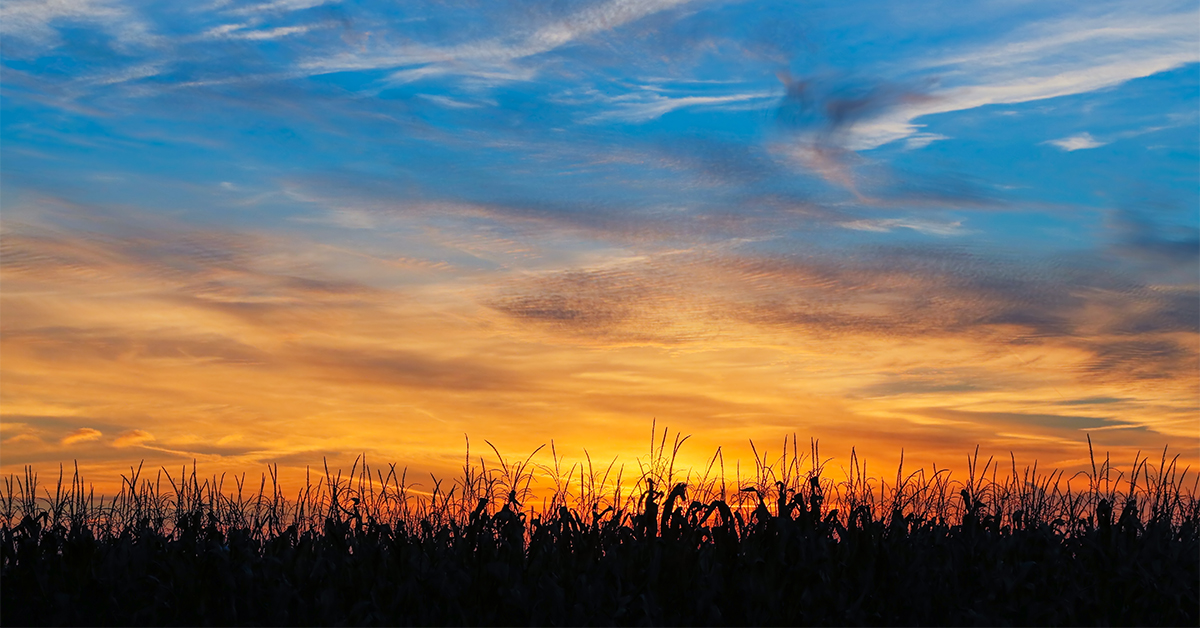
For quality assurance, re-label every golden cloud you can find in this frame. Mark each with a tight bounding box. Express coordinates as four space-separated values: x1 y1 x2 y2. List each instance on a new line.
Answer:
61 428 102 446
113 430 155 448
3 433 42 446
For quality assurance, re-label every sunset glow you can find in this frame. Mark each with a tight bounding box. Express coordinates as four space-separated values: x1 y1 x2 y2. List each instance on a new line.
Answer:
2 0 1197 494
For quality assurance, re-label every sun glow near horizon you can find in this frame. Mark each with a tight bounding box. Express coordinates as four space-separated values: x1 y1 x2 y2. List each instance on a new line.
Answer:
2 213 1194 494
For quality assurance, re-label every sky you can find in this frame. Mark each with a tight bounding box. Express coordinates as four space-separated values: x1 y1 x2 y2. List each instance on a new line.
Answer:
2 0 1197 493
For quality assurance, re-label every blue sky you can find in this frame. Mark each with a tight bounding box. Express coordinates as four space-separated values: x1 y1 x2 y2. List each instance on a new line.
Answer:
1 0 1197 483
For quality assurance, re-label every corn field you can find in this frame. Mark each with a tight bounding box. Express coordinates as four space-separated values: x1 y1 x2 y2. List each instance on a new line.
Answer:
3 429 1197 626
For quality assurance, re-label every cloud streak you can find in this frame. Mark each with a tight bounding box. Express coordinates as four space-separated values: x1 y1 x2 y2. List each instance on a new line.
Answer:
1046 132 1106 151
299 0 697 83
0 0 158 51
853 5 1200 148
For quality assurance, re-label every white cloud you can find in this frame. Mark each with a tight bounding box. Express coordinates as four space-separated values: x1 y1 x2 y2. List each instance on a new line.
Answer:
589 91 776 122
85 62 166 87
839 218 967 236
228 24 315 40
0 0 158 50
1046 132 1107 151
519 0 693 56
387 64 538 87
202 22 250 38
1 0 117 40
227 0 340 16
904 133 950 150
922 12 1194 75
300 0 697 82
418 94 491 109
847 6 1200 150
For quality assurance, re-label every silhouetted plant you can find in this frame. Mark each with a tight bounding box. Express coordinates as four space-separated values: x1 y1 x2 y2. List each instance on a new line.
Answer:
3 428 1196 626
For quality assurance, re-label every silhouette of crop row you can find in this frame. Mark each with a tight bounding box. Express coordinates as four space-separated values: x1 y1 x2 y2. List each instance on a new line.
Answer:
3 428 1197 626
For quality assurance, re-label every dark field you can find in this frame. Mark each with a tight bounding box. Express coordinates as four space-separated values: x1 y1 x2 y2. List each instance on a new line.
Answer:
3 432 1197 626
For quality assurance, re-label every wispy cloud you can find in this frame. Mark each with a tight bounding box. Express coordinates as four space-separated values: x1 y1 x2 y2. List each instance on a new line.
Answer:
589 91 776 122
922 11 1195 74
225 0 340 16
202 23 316 40
838 218 965 235
0 0 158 51
299 0 697 83
851 6 1200 149
905 133 949 150
1045 132 1106 151
418 94 491 109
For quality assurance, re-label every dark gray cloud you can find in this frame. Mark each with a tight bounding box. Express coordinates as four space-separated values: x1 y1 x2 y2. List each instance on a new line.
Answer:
1053 396 1134 406
1081 339 1197 382
2 414 136 435
774 72 935 133
296 346 525 392
854 378 996 398
1 226 257 282
915 407 1131 432
1108 207 1200 268
489 265 713 344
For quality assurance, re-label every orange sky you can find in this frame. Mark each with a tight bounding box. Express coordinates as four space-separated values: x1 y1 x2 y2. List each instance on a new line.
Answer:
3 199 1195 496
